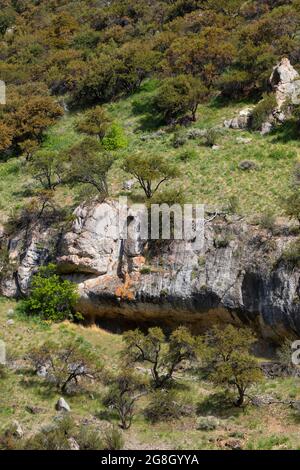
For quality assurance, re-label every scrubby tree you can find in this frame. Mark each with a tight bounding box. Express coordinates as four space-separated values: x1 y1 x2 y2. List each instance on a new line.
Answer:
68 138 114 197
205 325 262 407
123 153 178 199
123 326 200 388
28 332 102 394
0 121 13 153
153 75 209 123
76 106 111 141
29 150 65 190
103 369 147 429
14 96 63 145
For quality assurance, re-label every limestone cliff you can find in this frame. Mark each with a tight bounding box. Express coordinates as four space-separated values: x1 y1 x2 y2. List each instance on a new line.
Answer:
1 200 300 340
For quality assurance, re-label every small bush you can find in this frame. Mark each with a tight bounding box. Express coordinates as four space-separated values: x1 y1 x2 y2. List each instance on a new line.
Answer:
251 93 277 131
102 124 128 150
259 211 276 231
238 160 258 171
197 416 219 431
172 131 187 148
140 266 151 275
103 426 124 450
204 128 219 147
178 148 197 162
281 238 300 267
144 390 183 423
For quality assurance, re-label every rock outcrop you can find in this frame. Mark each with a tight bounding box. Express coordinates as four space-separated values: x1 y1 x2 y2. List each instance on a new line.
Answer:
270 57 300 109
224 58 300 133
1 200 300 341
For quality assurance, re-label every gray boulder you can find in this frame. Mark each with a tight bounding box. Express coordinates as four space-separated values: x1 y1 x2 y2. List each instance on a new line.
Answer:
55 397 71 412
9 420 24 439
224 108 253 129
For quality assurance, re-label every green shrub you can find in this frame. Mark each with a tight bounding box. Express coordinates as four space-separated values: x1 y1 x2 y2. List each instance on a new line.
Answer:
102 124 128 150
259 211 276 231
21 264 79 322
251 93 277 131
140 266 151 275
178 148 197 162
204 128 219 147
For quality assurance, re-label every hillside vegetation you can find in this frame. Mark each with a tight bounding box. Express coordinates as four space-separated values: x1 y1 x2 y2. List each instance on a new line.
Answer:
2 298 300 450
0 0 299 225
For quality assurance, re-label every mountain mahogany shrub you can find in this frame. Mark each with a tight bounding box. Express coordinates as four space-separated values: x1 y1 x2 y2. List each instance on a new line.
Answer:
204 325 263 407
152 75 209 123
27 332 102 394
123 153 179 199
76 106 112 141
122 326 201 388
21 264 79 322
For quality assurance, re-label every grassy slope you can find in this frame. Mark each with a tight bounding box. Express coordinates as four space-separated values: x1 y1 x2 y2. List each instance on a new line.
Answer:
0 80 299 224
1 297 300 450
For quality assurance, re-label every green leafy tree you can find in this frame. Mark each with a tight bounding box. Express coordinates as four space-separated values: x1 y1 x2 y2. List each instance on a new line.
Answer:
123 326 200 388
205 325 263 406
76 106 111 141
153 75 209 123
68 138 114 196
28 332 102 393
123 153 178 199
29 150 65 190
22 264 79 322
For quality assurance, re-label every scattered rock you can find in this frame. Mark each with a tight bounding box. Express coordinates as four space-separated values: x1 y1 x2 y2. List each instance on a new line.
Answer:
7 309 14 317
238 160 258 171
212 145 220 151
55 397 71 412
260 122 273 135
9 420 24 439
25 405 43 415
6 319 14 326
224 107 253 129
37 365 48 378
236 137 252 144
68 437 80 451
122 179 136 191
197 416 220 431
